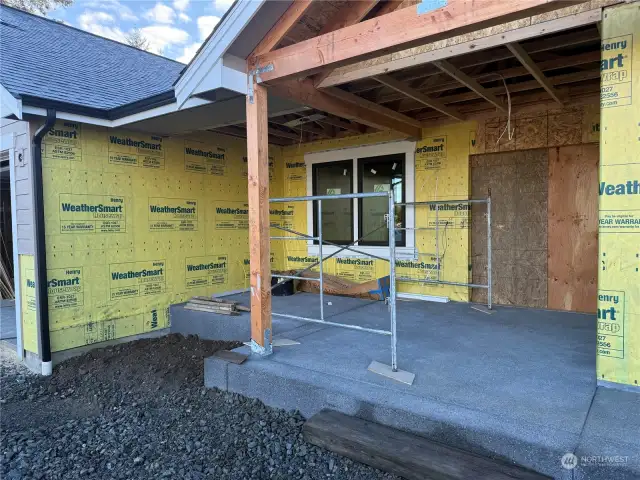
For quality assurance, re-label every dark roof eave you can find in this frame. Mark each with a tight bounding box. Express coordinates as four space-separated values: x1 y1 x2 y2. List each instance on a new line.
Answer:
20 90 178 122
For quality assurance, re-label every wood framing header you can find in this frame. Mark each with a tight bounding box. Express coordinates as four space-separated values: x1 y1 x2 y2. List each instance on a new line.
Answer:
250 0 581 83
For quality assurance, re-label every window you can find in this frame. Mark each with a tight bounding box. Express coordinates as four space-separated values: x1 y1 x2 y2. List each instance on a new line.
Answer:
358 154 405 246
305 141 415 258
312 160 353 244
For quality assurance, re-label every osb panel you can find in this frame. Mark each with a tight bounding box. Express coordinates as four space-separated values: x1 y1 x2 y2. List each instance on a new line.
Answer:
515 115 548 150
474 104 598 154
471 149 548 308
548 144 599 313
548 106 583 146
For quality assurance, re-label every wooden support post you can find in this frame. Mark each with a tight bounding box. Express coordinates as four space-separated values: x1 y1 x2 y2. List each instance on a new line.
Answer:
246 78 272 355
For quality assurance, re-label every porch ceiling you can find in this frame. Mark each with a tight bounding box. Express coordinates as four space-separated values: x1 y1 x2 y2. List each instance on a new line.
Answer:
212 14 601 146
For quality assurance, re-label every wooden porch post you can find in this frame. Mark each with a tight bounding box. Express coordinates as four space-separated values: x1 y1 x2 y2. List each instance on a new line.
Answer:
246 78 272 355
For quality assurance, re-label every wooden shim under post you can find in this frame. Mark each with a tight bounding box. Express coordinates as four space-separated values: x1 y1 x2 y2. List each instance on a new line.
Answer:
246 80 272 353
303 410 551 480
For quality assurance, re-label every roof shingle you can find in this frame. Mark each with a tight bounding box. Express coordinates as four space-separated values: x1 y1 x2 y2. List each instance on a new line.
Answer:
0 5 184 111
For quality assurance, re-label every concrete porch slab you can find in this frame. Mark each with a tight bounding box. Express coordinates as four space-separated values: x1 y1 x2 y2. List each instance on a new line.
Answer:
188 292 638 479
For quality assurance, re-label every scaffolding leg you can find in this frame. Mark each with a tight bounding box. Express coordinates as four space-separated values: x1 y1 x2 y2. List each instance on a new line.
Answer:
388 193 397 372
318 200 324 321
487 196 492 310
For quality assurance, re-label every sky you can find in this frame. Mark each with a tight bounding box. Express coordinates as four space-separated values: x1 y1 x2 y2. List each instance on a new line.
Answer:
47 0 235 64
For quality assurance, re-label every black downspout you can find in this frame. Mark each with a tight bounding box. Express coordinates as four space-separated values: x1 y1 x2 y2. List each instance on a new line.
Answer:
32 109 56 374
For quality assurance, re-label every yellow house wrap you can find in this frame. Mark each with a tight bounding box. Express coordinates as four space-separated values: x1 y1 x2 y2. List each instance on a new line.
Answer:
32 118 481 352
597 2 640 388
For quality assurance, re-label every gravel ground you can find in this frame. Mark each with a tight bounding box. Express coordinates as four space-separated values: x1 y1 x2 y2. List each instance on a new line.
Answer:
1 335 396 480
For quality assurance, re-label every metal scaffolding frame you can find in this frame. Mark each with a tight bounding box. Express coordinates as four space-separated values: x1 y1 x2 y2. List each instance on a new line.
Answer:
269 191 399 374
397 198 493 309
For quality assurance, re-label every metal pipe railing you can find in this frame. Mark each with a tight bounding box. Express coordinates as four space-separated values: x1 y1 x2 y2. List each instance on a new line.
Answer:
398 197 492 309
269 191 398 372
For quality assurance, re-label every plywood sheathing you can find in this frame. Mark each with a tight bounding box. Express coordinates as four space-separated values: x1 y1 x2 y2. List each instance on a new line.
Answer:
471 149 548 308
547 144 598 313
473 104 599 154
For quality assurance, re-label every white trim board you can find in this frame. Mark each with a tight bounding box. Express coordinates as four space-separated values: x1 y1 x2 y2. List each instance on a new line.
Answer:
303 140 417 260
1 84 22 120
174 0 265 107
2 132 23 358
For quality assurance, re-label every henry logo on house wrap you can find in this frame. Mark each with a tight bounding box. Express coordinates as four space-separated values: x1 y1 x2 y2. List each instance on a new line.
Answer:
600 35 633 108
416 136 447 170
185 140 227 175
42 121 82 161
597 291 625 359
109 260 166 300
148 198 198 231
185 255 228 288
108 132 164 169
59 194 126 234
47 268 84 310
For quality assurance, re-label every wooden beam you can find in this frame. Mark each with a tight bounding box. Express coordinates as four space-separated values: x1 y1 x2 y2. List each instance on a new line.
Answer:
270 79 421 137
253 0 575 83
246 81 272 354
373 74 465 121
312 0 381 87
318 7 600 87
304 410 550 480
506 41 564 106
432 60 506 113
250 0 315 58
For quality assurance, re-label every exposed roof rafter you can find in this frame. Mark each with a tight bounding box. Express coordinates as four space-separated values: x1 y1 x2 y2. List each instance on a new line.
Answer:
432 60 507 113
250 0 315 58
506 42 564 106
373 75 465 121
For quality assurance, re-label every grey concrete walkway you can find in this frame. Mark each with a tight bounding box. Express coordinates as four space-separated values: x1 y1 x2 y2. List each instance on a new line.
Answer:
0 299 17 347
171 293 639 480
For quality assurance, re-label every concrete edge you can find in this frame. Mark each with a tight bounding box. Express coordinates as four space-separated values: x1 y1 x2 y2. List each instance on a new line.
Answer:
204 353 579 479
597 379 640 393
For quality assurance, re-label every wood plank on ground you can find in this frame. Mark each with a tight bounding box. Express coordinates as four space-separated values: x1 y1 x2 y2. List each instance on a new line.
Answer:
303 409 551 480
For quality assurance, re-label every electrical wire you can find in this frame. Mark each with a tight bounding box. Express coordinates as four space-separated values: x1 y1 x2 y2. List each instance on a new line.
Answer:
494 74 514 146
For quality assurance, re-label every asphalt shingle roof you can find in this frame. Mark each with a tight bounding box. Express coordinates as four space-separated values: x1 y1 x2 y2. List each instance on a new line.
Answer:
0 5 185 111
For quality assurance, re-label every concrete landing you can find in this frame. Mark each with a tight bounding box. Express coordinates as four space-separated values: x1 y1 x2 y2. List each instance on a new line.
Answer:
188 293 639 479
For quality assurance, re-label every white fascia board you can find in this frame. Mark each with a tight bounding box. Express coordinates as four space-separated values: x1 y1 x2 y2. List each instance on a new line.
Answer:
21 96 212 128
174 0 264 107
189 56 248 99
1 83 22 119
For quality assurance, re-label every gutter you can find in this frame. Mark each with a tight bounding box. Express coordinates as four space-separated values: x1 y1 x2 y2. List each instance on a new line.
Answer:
32 108 56 375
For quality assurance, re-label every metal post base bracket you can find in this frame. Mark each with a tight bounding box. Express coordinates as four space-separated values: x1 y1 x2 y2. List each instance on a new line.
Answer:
249 329 273 356
368 360 415 385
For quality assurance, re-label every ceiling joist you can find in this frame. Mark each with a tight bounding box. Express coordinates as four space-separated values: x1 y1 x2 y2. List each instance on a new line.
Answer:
373 75 465 122
432 60 507 113
506 42 564 106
